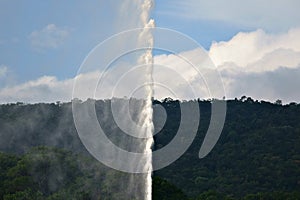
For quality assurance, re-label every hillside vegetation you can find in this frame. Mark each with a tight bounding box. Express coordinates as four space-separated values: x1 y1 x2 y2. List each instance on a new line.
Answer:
0 98 299 199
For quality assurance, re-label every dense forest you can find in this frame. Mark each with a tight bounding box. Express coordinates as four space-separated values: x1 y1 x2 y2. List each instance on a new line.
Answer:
0 97 300 199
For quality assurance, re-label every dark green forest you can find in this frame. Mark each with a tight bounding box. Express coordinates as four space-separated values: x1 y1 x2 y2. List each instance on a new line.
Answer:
0 97 300 199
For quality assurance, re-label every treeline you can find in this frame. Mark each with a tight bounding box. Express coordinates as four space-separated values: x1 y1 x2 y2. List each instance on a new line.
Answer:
154 97 300 198
0 97 300 199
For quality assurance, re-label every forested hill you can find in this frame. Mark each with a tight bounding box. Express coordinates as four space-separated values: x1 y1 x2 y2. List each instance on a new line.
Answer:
0 98 300 199
153 98 300 198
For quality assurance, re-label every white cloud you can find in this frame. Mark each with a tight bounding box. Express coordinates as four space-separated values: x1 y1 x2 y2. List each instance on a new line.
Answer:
0 65 8 78
0 58 214 103
0 76 71 103
161 0 300 32
1 28 300 104
152 28 300 103
209 28 300 102
222 66 300 103
29 24 70 50
209 28 300 72
0 71 103 103
153 48 224 99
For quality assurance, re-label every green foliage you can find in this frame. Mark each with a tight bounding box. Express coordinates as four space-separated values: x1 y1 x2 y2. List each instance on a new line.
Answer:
154 98 300 198
242 191 300 200
3 189 43 200
152 176 188 200
0 99 300 199
195 190 234 200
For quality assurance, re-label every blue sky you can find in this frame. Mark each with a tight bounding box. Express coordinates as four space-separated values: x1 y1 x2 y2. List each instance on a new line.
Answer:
0 1 117 83
1 0 300 103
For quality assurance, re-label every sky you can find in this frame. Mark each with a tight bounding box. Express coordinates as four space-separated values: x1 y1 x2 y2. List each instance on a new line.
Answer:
0 0 300 103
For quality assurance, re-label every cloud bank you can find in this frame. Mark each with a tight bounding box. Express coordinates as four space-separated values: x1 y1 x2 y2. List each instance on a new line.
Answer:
1 28 300 104
208 28 300 103
210 28 300 71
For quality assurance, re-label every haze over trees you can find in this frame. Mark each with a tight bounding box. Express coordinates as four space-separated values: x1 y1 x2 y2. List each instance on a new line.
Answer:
0 97 300 199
